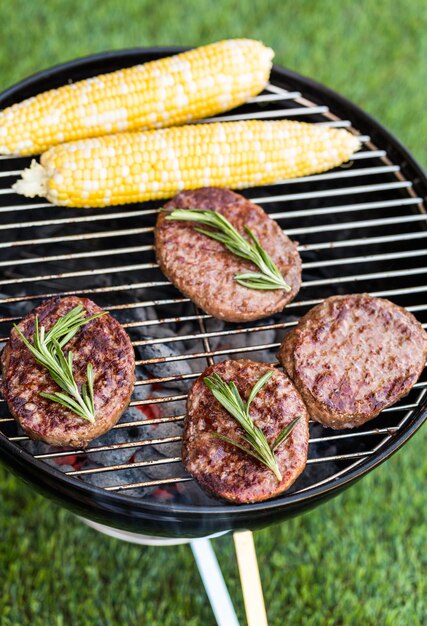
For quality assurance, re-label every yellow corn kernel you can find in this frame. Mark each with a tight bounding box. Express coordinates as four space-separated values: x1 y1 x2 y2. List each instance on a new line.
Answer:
13 120 361 208
0 40 273 156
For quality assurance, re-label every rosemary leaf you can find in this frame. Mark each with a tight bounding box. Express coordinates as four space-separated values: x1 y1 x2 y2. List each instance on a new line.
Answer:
211 432 266 464
204 371 304 481
40 390 87 415
246 371 274 411
165 208 291 292
271 416 302 451
39 393 89 420
204 370 283 481
87 363 95 415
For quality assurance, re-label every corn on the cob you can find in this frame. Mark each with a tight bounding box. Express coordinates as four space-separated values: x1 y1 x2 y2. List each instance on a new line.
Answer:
0 40 273 156
14 120 361 208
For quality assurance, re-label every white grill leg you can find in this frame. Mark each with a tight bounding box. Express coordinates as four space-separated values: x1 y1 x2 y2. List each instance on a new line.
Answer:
191 538 240 626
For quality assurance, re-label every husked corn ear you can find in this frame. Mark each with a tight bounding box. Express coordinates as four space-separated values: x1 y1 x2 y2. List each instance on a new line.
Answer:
14 120 361 208
0 39 273 156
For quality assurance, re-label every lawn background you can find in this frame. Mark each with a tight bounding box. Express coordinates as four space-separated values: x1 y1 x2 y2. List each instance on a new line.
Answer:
0 1 426 624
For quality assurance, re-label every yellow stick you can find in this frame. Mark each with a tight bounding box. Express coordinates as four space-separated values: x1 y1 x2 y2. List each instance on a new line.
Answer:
233 530 269 626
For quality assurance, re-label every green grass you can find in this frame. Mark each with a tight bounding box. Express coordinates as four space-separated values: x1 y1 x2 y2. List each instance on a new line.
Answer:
1 433 426 626
0 1 426 624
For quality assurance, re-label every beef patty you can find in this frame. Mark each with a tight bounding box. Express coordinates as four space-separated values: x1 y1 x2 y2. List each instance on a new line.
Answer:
183 359 309 503
155 187 301 322
278 294 427 429
1 296 135 448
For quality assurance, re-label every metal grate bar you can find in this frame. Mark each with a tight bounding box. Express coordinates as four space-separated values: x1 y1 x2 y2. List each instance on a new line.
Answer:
197 105 329 123
0 195 420 271
0 281 171 304
107 360 426 388
135 377 427 403
2 263 426 307
284 285 427 311
67 456 182 476
252 180 412 205
0 210 158 232
0 244 154 268
108 297 189 310
105 477 192 491
374 402 422 413
296 458 367 494
309 427 399 443
0 167 403 233
0 262 159 287
0 304 196 326
0 198 427 276
0 202 51 214
0 154 28 160
1 208 423 253
39 446 374 487
134 343 280 366
33 435 183 459
1 230 426 303
149 314 427 358
129 393 187 406
315 120 351 128
265 164 399 186
304 248 427 270
270 197 421 220
123 313 210 329
294 399 424 494
287 213 427 236
2 192 418 251
302 265 427 288
3 398 418 431
95 446 378 491
133 320 294 347
412 381 427 389
110 296 426 347
301 229 427 252
306 451 372 463
264 82 296 95
247 91 302 102
4 414 188 430
0 226 154 249
0 282 425 316
351 150 386 160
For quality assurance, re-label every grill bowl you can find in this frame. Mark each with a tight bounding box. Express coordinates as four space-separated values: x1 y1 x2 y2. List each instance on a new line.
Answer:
0 48 426 538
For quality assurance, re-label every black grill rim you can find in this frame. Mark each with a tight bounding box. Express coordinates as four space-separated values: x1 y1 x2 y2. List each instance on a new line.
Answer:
0 47 426 537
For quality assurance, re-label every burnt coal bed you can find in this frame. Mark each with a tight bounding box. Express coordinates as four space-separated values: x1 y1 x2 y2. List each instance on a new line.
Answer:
0 51 426 538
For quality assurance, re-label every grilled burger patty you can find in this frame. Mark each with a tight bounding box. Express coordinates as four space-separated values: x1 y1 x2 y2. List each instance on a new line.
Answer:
183 359 309 503
278 294 427 429
155 187 301 322
1 296 135 448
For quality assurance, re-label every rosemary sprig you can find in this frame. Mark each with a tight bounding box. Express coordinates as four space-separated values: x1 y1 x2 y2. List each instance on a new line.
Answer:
165 208 291 292
14 305 106 423
204 371 302 481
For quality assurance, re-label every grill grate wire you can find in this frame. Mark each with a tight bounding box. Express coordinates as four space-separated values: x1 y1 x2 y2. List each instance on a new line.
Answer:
0 75 426 505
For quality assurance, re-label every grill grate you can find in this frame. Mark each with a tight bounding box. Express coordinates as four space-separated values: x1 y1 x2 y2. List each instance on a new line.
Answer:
0 55 426 513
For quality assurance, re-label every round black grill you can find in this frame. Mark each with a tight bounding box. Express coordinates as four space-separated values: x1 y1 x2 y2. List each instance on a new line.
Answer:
0 48 425 537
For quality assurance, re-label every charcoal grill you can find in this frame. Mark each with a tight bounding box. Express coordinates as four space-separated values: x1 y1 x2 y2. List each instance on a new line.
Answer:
0 48 426 626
